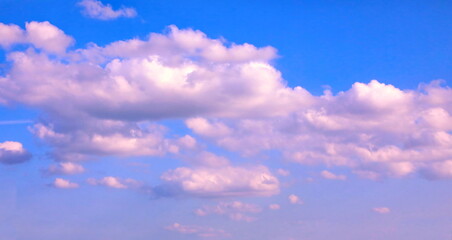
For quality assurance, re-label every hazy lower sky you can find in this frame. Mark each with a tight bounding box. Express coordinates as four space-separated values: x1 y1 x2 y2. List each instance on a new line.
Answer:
0 1 451 239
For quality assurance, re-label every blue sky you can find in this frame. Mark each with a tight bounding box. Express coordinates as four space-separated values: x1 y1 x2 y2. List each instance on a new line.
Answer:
0 1 451 239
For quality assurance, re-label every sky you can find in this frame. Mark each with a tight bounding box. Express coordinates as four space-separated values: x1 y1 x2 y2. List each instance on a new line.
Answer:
0 0 451 239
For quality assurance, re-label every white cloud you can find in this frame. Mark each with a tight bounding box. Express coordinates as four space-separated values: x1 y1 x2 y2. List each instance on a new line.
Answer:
195 201 262 222
44 162 85 175
87 176 141 189
159 165 279 197
373 207 391 214
320 170 347 180
0 141 32 165
52 178 79 189
166 223 229 238
78 0 137 20
288 194 303 205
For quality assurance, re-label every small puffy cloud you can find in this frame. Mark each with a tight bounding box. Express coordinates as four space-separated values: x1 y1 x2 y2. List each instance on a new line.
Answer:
195 201 262 222
320 170 347 180
87 176 141 189
25 21 74 54
166 223 229 238
269 204 281 210
44 162 85 175
288 194 303 205
78 0 137 20
0 141 32 165
373 207 391 214
52 178 79 189
159 165 279 197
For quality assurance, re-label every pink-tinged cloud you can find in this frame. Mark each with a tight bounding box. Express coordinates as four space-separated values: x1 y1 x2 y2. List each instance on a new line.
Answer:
0 141 32 165
0 23 25 48
166 223 229 238
373 207 391 214
52 178 79 189
320 170 347 180
1 21 452 180
78 0 137 20
269 204 281 210
87 176 141 189
159 165 279 197
195 201 262 222
44 162 85 175
288 194 303 205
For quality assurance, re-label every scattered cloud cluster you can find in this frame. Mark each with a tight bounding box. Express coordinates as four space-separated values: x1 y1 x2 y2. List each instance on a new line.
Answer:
0 141 32 165
195 201 262 222
78 0 137 20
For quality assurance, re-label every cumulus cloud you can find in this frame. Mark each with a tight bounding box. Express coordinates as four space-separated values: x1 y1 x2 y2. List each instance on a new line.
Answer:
158 165 279 198
195 201 262 222
288 194 303 205
1 21 452 181
166 223 229 238
373 207 391 214
44 162 85 175
78 0 137 20
87 176 141 189
0 141 32 165
0 21 73 54
320 170 347 180
52 178 79 189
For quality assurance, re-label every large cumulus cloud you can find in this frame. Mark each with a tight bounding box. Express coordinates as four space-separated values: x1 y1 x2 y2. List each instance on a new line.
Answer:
1 21 451 182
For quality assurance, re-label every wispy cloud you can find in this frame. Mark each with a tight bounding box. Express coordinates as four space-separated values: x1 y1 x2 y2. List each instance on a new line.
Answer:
78 0 137 20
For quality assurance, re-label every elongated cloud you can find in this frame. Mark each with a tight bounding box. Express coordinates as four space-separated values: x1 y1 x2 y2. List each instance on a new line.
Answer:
0 141 32 164
78 0 137 20
158 165 280 198
44 162 85 175
87 176 142 189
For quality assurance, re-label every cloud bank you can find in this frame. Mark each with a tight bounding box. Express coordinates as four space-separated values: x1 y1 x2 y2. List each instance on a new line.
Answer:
1 21 452 184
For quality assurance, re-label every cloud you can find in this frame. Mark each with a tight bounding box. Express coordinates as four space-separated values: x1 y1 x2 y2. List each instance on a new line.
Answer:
87 176 142 189
44 162 85 175
1 21 452 181
166 223 229 238
78 0 137 20
195 201 262 222
52 178 79 189
158 165 279 198
268 204 281 210
276 168 290 176
320 170 347 180
373 207 391 214
288 194 303 205
0 21 73 54
0 141 32 165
